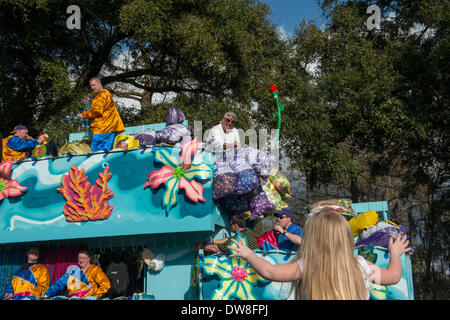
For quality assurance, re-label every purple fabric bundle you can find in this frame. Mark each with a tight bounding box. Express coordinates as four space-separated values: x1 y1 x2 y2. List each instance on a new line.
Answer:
166 106 185 126
234 147 278 178
229 160 260 195
222 194 250 214
136 129 157 146
235 168 260 195
212 161 237 201
212 147 279 217
356 222 408 248
248 187 275 220
212 174 237 201
156 124 191 144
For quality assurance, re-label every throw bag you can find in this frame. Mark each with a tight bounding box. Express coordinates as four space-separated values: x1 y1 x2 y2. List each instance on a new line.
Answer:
229 160 259 195
156 124 191 144
262 179 288 211
268 168 291 199
166 106 186 126
348 210 379 237
113 134 139 149
212 161 237 200
59 138 92 155
248 187 275 220
136 129 156 146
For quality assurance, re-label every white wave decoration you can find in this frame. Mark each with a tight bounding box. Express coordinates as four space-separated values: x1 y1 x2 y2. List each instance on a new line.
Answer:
6 214 65 231
11 154 108 186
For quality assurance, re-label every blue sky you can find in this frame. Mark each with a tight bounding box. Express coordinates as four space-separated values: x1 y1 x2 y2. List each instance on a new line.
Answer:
261 0 325 38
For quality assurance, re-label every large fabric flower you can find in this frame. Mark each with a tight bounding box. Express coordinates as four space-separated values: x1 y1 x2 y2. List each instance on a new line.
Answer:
145 137 213 213
199 231 270 300
0 158 28 201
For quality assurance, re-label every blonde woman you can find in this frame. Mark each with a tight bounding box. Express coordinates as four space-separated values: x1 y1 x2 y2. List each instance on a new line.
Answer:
229 207 411 300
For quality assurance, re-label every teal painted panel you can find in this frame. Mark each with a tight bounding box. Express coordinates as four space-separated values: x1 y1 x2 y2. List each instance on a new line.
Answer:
354 246 414 300
0 146 220 244
352 201 390 220
144 247 199 300
351 201 414 300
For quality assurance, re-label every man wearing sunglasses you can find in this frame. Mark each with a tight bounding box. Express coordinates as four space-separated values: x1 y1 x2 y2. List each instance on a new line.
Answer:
273 208 303 252
205 111 241 153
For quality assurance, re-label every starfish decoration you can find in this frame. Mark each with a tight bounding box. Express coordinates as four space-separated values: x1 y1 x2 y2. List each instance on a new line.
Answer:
199 230 270 300
145 137 213 214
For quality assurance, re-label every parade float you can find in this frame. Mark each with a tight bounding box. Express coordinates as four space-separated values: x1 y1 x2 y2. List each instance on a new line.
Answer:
0 102 414 300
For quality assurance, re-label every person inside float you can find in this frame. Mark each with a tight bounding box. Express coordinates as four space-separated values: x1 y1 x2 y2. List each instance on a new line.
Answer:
77 77 125 153
203 215 259 254
43 249 111 299
1 125 46 162
205 111 241 153
4 247 49 300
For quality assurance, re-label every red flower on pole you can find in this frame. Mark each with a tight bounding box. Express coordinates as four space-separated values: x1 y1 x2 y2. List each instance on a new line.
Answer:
270 84 278 93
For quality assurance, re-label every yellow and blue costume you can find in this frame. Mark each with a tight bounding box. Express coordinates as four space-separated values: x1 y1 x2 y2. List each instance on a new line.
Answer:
81 89 125 153
2 135 39 162
44 264 111 299
6 263 49 299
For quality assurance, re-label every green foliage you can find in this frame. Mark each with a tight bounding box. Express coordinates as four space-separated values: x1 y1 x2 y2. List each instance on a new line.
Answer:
301 0 449 299
0 0 448 299
117 0 282 104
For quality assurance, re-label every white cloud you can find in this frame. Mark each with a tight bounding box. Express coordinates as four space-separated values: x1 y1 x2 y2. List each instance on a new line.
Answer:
276 25 293 41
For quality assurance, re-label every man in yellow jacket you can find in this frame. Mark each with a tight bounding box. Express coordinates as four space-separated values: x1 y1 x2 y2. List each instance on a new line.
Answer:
4 247 49 300
43 249 111 299
77 77 125 152
2 125 46 162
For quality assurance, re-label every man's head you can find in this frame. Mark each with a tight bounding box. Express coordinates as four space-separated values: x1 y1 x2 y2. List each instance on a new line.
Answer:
221 111 237 132
230 215 246 232
77 249 92 269
11 125 29 140
274 208 294 230
26 247 40 263
89 77 103 94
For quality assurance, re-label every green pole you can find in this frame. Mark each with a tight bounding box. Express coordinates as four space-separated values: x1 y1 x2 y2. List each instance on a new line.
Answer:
270 84 284 148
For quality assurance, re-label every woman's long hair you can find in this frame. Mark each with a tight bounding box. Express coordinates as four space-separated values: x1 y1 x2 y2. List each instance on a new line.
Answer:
292 208 367 300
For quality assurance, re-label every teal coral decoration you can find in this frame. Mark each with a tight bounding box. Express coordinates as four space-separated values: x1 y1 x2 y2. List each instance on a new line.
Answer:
145 137 213 214
199 231 270 300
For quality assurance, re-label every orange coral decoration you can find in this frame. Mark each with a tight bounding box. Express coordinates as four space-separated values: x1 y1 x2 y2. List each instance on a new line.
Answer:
57 165 114 222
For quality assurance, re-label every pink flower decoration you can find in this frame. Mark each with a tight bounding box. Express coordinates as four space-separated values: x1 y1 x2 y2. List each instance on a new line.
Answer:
0 158 28 201
145 137 213 213
231 266 248 282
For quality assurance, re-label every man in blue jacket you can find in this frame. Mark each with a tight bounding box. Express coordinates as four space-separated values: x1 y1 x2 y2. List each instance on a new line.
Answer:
2 125 45 162
273 208 303 252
